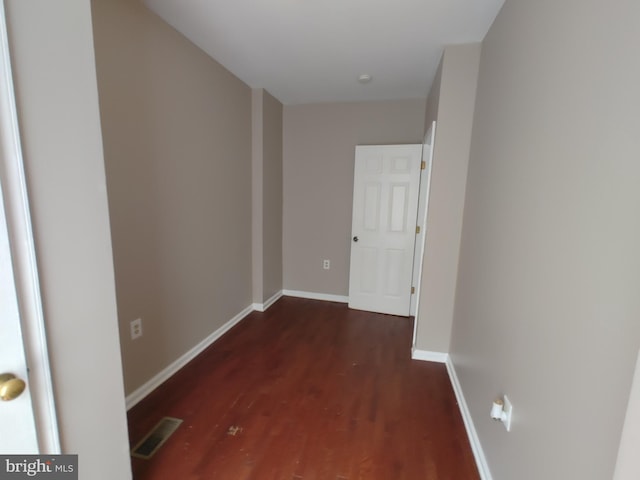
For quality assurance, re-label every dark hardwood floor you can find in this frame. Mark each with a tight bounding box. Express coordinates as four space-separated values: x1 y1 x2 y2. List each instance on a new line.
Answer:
127 297 479 479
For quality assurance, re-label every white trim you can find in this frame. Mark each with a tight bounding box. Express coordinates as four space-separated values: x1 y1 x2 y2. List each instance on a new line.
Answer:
412 350 493 479
411 121 436 345
282 289 348 303
445 356 493 480
411 348 448 363
253 290 283 312
125 305 254 410
0 1 60 454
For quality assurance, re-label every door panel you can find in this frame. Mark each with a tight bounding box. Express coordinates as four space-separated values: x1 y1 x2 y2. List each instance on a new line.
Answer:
348 145 421 316
0 2 58 452
0 178 38 452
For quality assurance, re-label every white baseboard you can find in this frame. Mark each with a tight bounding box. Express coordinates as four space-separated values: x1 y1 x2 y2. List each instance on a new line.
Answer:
125 304 254 410
253 290 283 312
282 289 348 303
445 356 493 480
412 349 493 479
411 348 448 363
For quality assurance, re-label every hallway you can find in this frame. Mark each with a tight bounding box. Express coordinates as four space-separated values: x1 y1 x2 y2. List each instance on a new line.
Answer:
127 297 478 479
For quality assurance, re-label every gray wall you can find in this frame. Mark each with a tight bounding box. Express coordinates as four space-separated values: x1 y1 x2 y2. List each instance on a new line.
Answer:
415 44 481 353
252 88 283 304
283 99 425 296
451 0 640 478
92 0 252 395
261 91 284 301
6 0 131 477
423 58 442 133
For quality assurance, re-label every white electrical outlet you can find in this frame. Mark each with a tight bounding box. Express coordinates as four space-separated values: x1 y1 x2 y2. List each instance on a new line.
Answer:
323 259 330 270
503 395 513 431
130 318 143 340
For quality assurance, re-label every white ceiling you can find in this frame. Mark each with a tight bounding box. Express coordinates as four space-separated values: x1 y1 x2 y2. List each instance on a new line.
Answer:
143 0 505 105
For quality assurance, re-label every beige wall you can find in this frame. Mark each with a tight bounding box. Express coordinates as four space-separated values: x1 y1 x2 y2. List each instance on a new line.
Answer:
92 0 252 395
6 0 131 477
450 0 640 478
415 44 481 352
283 99 425 296
252 88 283 304
261 92 284 301
423 58 442 132
251 90 264 303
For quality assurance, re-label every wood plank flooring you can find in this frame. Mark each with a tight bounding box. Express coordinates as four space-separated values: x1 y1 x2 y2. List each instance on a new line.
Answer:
127 297 479 479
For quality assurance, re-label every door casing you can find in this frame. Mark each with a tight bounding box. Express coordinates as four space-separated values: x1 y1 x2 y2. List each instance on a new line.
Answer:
411 121 436 346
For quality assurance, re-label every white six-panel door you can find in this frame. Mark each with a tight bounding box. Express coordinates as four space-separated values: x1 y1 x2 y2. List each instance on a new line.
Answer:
0 179 38 452
348 144 422 316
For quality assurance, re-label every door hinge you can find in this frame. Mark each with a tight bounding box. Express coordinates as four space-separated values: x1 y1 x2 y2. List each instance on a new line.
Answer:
411 286 415 294
421 161 426 170
415 226 421 234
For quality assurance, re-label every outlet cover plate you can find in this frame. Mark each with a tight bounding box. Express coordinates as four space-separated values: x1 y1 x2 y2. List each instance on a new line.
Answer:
131 318 143 340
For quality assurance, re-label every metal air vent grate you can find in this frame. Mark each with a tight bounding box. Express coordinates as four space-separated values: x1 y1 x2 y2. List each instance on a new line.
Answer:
131 417 183 460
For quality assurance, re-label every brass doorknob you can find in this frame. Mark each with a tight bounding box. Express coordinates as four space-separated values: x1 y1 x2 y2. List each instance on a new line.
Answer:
0 373 26 401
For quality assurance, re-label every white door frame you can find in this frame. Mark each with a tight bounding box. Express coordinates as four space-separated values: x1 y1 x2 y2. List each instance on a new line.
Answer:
411 121 436 348
613 348 640 479
0 0 59 453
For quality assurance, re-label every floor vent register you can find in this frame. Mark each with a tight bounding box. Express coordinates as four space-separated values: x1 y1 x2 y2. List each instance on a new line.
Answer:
131 417 183 460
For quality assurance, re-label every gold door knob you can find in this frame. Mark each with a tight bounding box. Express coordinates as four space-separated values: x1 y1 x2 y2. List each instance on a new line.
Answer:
0 373 26 401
